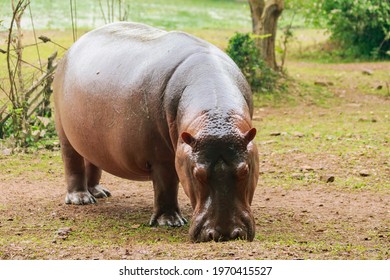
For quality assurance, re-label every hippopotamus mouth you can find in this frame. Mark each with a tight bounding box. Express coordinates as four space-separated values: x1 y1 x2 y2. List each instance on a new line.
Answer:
189 204 255 242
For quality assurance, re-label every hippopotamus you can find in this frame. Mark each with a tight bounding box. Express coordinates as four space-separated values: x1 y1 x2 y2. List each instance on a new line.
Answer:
53 22 259 242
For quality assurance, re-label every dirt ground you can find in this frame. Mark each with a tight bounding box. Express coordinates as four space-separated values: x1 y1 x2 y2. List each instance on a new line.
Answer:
0 62 389 260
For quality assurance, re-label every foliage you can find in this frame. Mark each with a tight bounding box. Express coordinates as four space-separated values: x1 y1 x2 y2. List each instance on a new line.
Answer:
0 0 58 150
323 0 389 58
1 111 57 149
226 32 278 94
294 0 390 59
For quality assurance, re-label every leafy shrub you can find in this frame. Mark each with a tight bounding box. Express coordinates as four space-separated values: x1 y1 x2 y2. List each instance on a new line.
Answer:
1 111 57 149
226 32 277 93
317 0 390 58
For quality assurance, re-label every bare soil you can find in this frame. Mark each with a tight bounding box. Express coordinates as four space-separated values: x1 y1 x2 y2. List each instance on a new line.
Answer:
0 61 389 260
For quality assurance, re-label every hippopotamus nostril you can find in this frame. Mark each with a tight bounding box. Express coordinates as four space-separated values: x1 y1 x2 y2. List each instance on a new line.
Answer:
230 228 246 240
206 229 221 242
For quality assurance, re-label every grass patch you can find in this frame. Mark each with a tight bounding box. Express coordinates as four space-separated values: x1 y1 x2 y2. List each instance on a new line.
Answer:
253 93 390 191
0 149 63 180
0 0 251 31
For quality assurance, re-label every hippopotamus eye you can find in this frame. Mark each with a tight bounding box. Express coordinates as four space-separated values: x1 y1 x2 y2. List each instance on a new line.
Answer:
236 162 249 179
194 165 207 184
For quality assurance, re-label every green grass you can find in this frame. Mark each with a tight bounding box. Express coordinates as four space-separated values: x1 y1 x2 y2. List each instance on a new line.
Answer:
253 93 390 192
0 0 252 31
0 149 63 180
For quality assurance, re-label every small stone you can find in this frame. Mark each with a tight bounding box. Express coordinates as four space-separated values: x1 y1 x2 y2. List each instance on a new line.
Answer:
57 227 72 237
291 173 304 180
320 175 335 183
300 166 315 172
131 224 141 229
270 132 281 136
359 170 370 177
293 132 305 138
376 84 383 90
362 68 373 75
2 148 12 156
314 81 334 87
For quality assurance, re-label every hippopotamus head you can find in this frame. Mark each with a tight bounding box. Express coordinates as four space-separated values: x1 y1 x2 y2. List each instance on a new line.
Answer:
175 113 259 242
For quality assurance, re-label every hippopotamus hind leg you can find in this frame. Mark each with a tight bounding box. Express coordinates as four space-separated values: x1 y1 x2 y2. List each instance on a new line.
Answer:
61 145 96 204
85 160 111 198
57 121 96 205
149 163 187 227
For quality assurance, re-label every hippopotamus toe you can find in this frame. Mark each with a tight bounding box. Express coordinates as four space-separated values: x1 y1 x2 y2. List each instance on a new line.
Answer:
149 211 188 227
88 184 111 199
65 191 97 205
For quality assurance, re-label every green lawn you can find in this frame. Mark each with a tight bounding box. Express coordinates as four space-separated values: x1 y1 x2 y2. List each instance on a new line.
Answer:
0 0 252 31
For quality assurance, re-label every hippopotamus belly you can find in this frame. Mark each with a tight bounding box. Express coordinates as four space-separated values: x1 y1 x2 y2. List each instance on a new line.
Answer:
54 22 259 242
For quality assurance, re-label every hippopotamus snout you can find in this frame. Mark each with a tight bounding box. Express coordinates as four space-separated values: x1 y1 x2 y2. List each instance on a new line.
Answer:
190 210 255 242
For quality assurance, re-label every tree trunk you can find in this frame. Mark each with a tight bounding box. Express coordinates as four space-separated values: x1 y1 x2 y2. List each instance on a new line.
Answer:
248 0 284 70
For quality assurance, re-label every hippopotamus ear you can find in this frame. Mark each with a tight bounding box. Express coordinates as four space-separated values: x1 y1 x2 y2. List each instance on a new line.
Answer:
181 132 196 147
243 128 257 144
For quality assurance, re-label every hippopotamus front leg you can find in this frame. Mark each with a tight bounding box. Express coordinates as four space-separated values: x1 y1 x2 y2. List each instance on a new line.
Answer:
149 163 187 227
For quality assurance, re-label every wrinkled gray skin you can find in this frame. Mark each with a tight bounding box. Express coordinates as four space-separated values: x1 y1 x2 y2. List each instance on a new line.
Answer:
54 22 259 242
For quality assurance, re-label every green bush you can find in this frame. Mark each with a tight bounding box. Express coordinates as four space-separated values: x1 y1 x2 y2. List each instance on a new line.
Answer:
318 0 390 58
0 111 57 149
226 32 277 93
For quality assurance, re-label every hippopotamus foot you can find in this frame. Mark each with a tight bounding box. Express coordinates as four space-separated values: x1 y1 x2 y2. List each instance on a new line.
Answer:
88 184 112 198
149 210 188 227
65 191 96 205
149 163 187 227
